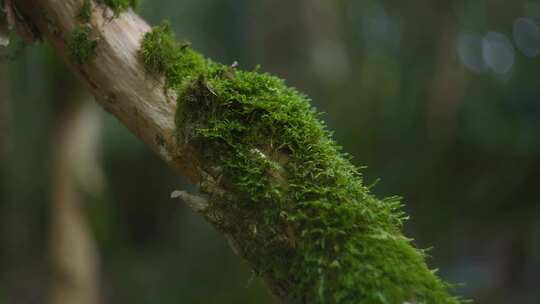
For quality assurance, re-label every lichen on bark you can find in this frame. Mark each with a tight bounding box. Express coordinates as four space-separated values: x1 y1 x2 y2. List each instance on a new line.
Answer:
141 22 465 304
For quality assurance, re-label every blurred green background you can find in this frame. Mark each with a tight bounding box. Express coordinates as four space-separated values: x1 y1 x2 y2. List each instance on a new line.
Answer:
2 0 540 303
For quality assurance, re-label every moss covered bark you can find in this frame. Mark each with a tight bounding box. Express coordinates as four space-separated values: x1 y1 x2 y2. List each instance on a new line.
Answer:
78 0 92 23
141 22 465 304
68 25 97 64
68 1 99 64
103 0 138 15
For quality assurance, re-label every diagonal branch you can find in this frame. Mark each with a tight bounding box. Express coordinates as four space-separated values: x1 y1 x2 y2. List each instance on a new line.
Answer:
13 1 464 303
15 0 200 180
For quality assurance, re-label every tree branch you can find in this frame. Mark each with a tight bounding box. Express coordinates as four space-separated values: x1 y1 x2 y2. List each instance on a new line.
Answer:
15 0 201 180
13 1 463 303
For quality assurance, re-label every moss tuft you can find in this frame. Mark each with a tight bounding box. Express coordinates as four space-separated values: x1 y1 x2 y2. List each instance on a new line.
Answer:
78 0 92 23
68 25 97 64
140 21 206 89
141 22 466 304
103 0 139 16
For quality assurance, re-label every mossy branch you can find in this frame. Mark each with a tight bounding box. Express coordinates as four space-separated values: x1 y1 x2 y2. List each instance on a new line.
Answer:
13 1 466 303
141 22 464 304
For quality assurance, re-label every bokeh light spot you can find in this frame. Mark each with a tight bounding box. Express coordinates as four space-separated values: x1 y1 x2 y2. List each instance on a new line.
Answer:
482 32 515 74
513 17 540 58
457 32 487 73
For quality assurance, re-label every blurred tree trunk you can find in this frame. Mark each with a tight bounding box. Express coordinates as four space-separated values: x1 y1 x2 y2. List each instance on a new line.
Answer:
300 0 350 84
0 64 10 161
49 99 101 304
248 0 305 79
249 0 349 84
428 12 465 140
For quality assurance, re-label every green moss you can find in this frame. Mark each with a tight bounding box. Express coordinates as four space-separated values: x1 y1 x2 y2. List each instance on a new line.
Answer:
78 0 92 23
141 22 466 304
103 0 138 15
68 25 97 64
140 22 206 88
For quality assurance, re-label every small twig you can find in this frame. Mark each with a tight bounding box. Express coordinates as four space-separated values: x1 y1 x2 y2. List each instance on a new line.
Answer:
171 190 209 212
